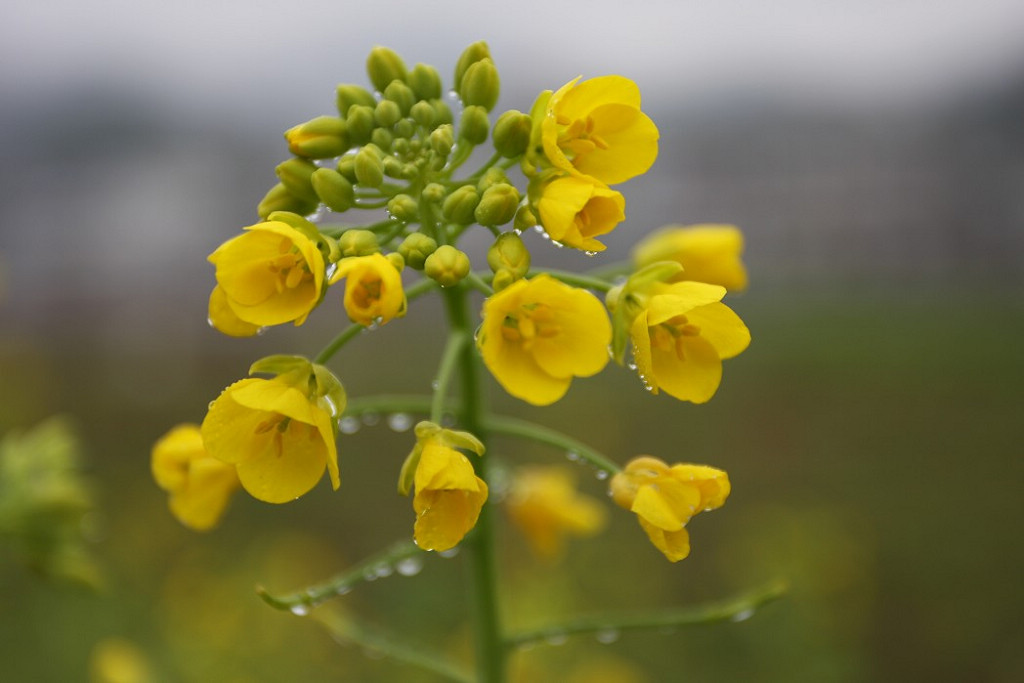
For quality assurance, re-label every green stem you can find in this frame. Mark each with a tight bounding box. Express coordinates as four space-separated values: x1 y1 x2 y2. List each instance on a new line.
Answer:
483 415 621 475
532 268 615 293
441 285 505 683
505 580 787 649
314 323 364 365
432 330 469 424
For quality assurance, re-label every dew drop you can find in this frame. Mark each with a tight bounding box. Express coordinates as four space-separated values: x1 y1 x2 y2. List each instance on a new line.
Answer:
339 416 360 434
731 608 755 623
361 411 380 427
627 362 638 371
565 451 580 462
544 632 568 647
290 604 310 616
584 251 597 257
439 547 460 559
595 628 620 644
362 569 378 582
595 470 609 481
431 379 440 390
552 240 564 249
335 585 352 596
255 326 268 336
321 395 338 416
396 556 423 577
373 563 393 578
387 413 413 432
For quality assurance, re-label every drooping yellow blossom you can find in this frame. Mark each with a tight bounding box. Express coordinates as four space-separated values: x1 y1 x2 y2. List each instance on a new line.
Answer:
207 285 261 337
151 424 240 531
505 465 607 559
610 456 730 562
208 219 325 329
398 422 487 552
534 175 625 252
201 359 343 503
539 75 659 185
632 224 748 291
477 274 611 405
328 252 407 326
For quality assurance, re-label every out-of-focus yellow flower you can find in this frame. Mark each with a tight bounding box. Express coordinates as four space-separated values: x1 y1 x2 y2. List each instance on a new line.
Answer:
632 224 748 291
208 219 325 330
533 175 625 252
201 361 342 503
328 252 406 326
610 456 729 562
89 637 156 683
152 424 240 531
398 422 487 552
539 75 659 185
477 274 611 405
505 465 606 559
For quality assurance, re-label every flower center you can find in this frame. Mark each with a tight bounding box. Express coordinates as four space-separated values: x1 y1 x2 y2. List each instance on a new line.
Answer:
555 114 609 163
268 239 313 294
651 315 702 358
500 304 559 351
351 277 383 310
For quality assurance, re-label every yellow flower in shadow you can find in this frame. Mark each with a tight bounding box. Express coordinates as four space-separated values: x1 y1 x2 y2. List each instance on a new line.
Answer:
632 224 748 292
505 465 607 559
151 424 240 531
610 456 730 562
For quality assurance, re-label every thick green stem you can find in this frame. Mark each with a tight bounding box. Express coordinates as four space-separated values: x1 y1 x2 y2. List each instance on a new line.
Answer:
441 285 505 683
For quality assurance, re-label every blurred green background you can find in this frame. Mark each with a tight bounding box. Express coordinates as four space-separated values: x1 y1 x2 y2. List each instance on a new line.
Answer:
2 2 1023 681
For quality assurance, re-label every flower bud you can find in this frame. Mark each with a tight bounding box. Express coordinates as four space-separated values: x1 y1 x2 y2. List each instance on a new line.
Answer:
336 153 358 183
514 204 538 232
393 118 414 140
430 124 455 157
311 168 354 212
375 99 401 128
476 167 508 192
408 63 442 101
336 84 377 116
410 100 435 128
354 147 384 188
453 41 491 96
345 105 375 146
487 232 530 277
492 268 517 291
371 127 393 152
387 194 418 222
337 229 380 257
386 251 405 272
423 182 446 203
442 186 480 224
382 156 405 178
398 233 438 270
257 183 318 220
460 58 500 111
424 245 471 287
459 105 490 145
431 99 453 125
384 80 416 116
492 109 531 158
284 116 349 159
366 46 407 93
475 184 520 227
275 157 319 202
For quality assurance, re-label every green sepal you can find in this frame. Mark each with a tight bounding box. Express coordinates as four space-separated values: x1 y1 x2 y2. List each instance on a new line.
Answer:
312 364 347 418
397 442 422 497
249 354 312 379
266 211 320 243
408 63 442 101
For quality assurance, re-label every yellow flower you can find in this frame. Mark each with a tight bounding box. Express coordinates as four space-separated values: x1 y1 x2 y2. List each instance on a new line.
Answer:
540 75 659 185
505 465 607 559
207 285 261 337
151 424 240 531
477 274 611 406
533 175 625 252
610 456 730 562
399 422 487 552
208 219 325 329
201 360 342 503
632 224 748 291
328 252 406 326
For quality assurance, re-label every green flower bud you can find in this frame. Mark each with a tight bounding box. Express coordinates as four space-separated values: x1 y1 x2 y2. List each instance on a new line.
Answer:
410 100 435 128
401 163 419 179
284 116 349 159
459 105 490 145
374 99 402 128
424 245 471 287
442 186 480 224
430 99 453 125
346 105 375 146
387 194 418 222
257 183 318 220
398 233 438 270
487 232 531 277
384 80 416 116
492 110 532 158
453 41 491 96
514 204 538 232
336 84 377 116
430 124 455 157
460 58 500 111
491 268 516 292
354 147 384 188
422 182 446 203
393 138 411 156
275 157 319 202
336 153 358 183
310 168 355 212
393 118 415 139
408 63 442 101
477 167 508 192
475 184 520 227
383 156 405 178
337 229 380 257
367 46 407 93
386 252 405 272
371 127 393 152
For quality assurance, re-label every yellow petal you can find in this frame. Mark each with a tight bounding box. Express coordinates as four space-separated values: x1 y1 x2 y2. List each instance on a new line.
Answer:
639 518 691 562
630 480 699 531
414 443 481 493
685 303 751 360
650 334 722 403
644 283 726 325
228 379 318 424
413 482 488 551
168 457 240 531
234 420 328 503
201 379 271 464
208 286 261 337
151 424 205 492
